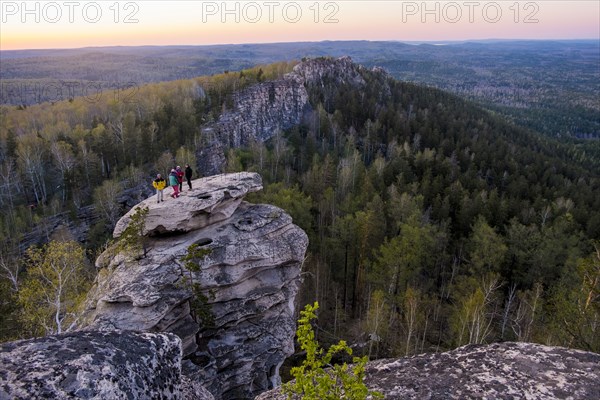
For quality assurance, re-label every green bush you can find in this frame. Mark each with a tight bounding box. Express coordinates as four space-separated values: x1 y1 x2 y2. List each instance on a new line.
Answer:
180 244 214 327
283 302 383 400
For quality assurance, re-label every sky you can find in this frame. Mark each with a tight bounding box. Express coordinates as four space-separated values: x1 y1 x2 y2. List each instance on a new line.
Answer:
1 0 599 50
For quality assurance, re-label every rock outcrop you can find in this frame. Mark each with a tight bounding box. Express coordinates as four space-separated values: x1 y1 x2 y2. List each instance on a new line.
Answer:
198 57 378 175
256 342 600 400
198 75 308 176
292 55 367 88
0 330 212 400
79 172 309 400
113 173 263 237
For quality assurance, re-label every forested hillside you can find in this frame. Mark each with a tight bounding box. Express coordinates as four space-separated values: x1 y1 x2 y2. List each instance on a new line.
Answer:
3 40 598 140
0 58 598 356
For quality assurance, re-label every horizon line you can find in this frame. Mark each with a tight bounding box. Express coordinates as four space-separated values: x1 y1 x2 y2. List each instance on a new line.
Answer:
2 37 599 52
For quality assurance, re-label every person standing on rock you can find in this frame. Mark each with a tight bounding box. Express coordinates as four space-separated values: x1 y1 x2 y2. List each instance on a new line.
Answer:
176 166 184 192
185 164 193 190
152 174 166 203
169 169 180 198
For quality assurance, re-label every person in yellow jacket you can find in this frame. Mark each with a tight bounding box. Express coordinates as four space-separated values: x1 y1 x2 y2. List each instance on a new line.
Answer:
152 174 167 203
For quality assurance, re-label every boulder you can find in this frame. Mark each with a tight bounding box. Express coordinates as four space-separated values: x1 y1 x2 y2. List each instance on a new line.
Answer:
0 331 187 400
80 172 308 400
256 342 600 400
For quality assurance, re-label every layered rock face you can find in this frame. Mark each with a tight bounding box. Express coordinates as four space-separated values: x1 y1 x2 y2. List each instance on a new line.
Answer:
0 331 201 400
257 342 600 400
198 57 376 175
79 172 309 400
204 74 308 148
198 75 308 176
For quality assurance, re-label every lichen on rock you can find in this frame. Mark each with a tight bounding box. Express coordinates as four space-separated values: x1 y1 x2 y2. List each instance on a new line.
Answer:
0 330 185 400
256 342 600 400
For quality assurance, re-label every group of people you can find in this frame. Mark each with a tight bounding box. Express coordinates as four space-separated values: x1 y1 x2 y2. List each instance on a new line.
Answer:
152 165 193 203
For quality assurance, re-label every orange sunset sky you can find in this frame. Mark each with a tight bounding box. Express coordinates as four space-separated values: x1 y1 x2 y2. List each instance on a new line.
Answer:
1 0 599 50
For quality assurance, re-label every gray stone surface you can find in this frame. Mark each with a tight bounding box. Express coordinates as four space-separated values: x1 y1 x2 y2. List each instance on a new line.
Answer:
292 55 367 87
197 56 381 175
256 342 600 400
113 172 263 237
198 75 309 176
181 375 216 400
80 172 309 400
0 330 183 400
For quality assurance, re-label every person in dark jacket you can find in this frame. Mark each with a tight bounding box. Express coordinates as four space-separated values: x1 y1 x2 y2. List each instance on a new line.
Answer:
185 164 193 190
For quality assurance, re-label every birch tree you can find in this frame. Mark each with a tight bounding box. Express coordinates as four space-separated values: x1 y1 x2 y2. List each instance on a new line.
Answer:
0 253 21 292
50 141 76 203
18 241 92 337
0 158 16 210
93 179 123 227
16 134 48 204
365 289 389 359
451 274 502 346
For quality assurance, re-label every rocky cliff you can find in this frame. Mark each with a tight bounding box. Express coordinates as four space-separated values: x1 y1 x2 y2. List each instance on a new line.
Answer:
198 56 380 175
78 172 309 400
257 342 600 400
198 74 308 176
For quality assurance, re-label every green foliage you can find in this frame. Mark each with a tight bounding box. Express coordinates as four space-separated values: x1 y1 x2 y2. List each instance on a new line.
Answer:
449 273 502 346
17 241 92 337
179 244 214 326
249 183 314 235
2 55 600 352
468 216 507 275
115 206 149 258
370 220 441 296
155 151 175 177
226 148 244 172
546 242 600 352
93 179 123 227
283 302 382 400
180 243 212 272
86 218 113 253
175 147 197 174
0 278 20 342
190 282 215 327
364 289 389 358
